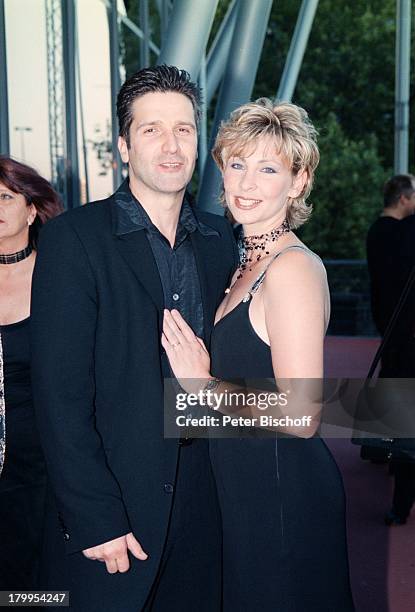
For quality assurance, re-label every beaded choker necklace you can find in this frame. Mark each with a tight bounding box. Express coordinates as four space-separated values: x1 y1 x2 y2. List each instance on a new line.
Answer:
0 245 32 265
236 218 290 280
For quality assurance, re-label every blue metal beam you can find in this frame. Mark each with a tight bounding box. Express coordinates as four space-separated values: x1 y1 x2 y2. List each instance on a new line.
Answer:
159 0 170 43
157 0 219 81
139 0 150 68
75 8 89 203
394 0 411 174
108 0 122 190
0 0 9 155
198 56 207 173
206 0 238 106
198 0 273 213
277 0 319 101
61 0 80 207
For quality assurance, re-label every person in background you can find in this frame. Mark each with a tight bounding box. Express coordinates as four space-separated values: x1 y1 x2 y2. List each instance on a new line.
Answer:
0 156 62 588
366 174 415 525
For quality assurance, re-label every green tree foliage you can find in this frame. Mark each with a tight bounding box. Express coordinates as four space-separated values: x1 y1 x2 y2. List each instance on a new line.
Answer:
300 113 388 258
254 0 415 257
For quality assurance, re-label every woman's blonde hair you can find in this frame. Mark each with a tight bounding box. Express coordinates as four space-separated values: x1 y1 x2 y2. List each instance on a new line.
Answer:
212 98 319 229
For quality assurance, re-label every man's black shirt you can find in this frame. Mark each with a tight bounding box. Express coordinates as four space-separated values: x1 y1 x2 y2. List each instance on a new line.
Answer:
366 215 415 341
113 180 219 340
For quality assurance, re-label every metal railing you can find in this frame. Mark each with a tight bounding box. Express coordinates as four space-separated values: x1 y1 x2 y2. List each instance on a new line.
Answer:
324 260 378 337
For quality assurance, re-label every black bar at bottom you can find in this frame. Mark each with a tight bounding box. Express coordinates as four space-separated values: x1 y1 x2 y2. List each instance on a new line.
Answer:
0 592 69 607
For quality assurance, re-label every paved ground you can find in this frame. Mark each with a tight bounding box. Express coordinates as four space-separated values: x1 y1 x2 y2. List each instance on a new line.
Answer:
324 336 415 612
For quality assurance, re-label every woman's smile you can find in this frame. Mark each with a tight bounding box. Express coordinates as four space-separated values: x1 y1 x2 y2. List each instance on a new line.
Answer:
234 196 262 210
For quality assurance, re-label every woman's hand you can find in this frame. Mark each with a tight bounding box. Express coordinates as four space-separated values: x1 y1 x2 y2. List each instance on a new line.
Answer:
162 309 211 394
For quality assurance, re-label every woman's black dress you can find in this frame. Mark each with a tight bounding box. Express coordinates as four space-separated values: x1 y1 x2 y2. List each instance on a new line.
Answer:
0 319 47 589
209 252 355 611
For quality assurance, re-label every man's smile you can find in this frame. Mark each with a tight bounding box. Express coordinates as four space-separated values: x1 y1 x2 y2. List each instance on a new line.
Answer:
158 161 185 172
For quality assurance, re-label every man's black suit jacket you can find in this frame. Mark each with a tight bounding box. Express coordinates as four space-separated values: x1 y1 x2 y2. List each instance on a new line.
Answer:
30 189 237 607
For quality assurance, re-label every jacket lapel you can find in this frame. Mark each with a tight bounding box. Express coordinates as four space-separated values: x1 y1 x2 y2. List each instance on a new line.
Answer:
109 186 164 318
113 231 164 319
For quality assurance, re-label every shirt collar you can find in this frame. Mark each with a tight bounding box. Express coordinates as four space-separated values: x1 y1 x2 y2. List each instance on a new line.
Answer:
113 179 218 237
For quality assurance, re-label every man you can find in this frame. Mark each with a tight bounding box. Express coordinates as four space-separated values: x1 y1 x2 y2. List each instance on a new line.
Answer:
31 65 237 611
367 174 415 351
366 174 415 525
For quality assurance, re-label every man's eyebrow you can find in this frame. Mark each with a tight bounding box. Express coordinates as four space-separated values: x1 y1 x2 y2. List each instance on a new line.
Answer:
137 121 161 128
137 120 196 129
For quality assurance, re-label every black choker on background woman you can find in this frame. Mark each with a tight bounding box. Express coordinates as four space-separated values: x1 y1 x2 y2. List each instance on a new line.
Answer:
237 218 290 279
0 245 32 265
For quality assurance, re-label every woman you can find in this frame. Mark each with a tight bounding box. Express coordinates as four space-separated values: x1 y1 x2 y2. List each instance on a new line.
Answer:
162 99 354 610
0 156 62 589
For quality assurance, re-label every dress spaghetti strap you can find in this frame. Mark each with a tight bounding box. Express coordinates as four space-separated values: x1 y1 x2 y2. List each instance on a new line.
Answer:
249 245 311 296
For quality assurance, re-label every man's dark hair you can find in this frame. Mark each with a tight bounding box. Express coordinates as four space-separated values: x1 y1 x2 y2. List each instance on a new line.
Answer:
116 65 202 147
383 174 415 208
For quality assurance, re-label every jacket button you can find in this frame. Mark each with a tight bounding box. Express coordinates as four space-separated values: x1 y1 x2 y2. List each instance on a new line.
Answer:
164 483 174 494
63 532 70 541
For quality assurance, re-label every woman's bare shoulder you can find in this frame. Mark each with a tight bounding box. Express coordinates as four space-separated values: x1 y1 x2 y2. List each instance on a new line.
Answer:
262 243 330 334
264 244 327 289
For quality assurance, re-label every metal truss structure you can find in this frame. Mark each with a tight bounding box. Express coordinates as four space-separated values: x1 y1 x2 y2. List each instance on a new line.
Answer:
0 0 412 209
0 0 9 157
395 0 412 174
45 0 66 199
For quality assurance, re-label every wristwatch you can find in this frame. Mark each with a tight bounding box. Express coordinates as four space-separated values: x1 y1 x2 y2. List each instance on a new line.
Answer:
200 377 221 406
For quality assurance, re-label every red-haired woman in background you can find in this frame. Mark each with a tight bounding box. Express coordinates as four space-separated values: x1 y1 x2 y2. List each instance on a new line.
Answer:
0 156 62 589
